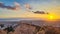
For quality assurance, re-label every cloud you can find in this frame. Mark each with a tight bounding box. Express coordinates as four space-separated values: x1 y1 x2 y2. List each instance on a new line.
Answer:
14 2 21 10
24 4 32 9
0 2 15 10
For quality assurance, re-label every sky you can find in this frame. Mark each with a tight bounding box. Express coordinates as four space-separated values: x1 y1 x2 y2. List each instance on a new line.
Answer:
0 0 60 19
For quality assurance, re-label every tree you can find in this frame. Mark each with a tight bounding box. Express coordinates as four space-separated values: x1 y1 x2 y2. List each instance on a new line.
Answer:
4 26 15 34
0 24 4 28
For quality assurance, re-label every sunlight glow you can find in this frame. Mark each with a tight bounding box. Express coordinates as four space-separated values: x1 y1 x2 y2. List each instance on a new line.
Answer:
49 15 53 20
48 14 55 20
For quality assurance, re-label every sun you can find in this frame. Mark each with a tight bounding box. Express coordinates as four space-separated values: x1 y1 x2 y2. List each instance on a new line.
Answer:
48 14 55 20
49 15 53 20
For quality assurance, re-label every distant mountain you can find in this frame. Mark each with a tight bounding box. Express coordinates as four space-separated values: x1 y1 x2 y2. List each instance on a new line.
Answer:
0 18 60 27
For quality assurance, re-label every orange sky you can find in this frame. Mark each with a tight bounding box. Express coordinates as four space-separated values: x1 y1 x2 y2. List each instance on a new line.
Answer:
0 0 60 20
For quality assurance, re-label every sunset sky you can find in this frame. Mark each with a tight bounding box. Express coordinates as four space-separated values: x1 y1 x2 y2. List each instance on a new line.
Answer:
0 0 60 19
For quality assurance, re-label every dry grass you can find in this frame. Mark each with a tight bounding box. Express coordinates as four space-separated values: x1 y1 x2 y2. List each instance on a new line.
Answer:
0 23 60 34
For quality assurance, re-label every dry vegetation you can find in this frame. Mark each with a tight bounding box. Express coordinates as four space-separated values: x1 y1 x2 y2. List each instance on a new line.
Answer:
0 23 60 34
